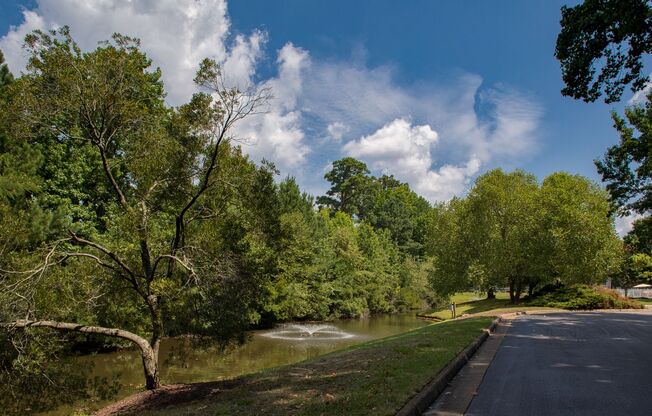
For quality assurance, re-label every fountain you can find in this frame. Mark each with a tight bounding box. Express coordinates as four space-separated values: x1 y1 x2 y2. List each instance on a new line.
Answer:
261 323 356 341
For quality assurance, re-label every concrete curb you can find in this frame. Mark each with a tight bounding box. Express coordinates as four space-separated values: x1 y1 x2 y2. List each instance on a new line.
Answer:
395 317 502 416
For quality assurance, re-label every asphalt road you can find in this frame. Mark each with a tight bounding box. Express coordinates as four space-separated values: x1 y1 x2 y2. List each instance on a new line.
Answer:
466 311 652 416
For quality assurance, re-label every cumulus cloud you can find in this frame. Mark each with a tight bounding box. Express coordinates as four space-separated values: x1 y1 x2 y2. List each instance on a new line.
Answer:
343 118 480 201
0 1 544 201
1 0 237 105
289 59 542 201
232 43 311 171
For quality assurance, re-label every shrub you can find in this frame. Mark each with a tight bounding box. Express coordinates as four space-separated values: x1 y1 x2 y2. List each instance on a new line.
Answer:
529 284 644 310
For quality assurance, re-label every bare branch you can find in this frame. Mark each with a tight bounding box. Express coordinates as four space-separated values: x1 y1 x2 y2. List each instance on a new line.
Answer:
68 231 137 280
152 254 195 278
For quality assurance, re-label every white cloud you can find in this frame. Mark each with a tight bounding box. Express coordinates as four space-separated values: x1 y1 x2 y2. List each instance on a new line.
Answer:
232 43 310 171
289 60 542 201
326 122 349 141
222 30 266 90
0 1 544 201
615 212 644 237
343 118 480 201
0 0 237 105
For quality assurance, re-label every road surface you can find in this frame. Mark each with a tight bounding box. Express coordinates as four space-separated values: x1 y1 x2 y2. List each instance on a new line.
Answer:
466 311 652 416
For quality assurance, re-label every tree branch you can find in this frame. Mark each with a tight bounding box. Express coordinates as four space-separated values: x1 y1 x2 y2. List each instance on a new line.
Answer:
5 320 151 353
68 231 137 280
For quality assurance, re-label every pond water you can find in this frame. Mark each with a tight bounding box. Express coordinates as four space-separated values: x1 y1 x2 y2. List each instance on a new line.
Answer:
46 313 428 414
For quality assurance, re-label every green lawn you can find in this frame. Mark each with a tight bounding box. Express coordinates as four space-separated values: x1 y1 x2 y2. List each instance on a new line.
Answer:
426 291 558 320
632 298 652 304
131 318 493 416
450 291 510 303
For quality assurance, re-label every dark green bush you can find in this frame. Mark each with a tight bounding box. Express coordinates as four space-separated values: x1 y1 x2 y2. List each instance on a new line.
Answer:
529 284 644 310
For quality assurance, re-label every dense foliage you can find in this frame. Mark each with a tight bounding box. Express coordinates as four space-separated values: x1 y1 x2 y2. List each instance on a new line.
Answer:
529 284 643 310
426 169 622 303
0 30 437 411
596 94 652 215
555 0 652 103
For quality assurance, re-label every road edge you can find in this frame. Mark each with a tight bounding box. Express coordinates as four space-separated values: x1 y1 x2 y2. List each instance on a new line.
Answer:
395 316 502 416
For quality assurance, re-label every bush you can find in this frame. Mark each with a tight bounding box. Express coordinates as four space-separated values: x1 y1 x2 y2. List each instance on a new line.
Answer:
529 284 644 310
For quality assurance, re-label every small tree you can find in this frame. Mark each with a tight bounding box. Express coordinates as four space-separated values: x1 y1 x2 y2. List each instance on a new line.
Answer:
0 28 270 390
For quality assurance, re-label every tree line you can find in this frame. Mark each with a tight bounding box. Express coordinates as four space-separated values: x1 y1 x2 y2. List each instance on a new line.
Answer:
427 169 621 303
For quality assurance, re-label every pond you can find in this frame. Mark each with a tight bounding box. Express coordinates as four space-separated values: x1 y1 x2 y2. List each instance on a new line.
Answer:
46 313 428 414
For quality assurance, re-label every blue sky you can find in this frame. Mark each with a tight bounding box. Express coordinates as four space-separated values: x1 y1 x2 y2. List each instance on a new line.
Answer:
0 1 637 228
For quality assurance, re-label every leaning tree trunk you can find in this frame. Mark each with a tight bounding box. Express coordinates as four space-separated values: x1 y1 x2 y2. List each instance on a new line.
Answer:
6 320 160 389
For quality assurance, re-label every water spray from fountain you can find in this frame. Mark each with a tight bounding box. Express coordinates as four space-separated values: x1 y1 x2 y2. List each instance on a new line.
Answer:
262 323 356 341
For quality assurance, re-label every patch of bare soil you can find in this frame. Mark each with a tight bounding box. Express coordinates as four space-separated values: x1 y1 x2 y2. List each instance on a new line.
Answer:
93 379 242 415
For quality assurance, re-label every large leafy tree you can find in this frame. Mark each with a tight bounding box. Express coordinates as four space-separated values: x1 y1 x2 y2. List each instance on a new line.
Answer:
464 169 541 303
538 172 622 287
425 198 476 297
427 169 621 303
0 28 270 390
625 215 652 252
317 157 371 216
555 0 652 103
596 96 652 214
364 175 431 256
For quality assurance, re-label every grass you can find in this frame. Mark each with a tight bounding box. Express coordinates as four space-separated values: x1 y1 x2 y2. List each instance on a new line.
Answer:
426 286 644 322
632 298 652 304
133 318 493 416
424 291 540 321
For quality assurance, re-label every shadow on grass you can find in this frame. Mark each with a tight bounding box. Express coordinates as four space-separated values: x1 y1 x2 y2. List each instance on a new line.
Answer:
98 318 493 416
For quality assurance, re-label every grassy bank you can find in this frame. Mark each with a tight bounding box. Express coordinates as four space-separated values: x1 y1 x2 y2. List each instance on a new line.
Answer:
426 286 643 321
102 318 493 416
426 292 557 320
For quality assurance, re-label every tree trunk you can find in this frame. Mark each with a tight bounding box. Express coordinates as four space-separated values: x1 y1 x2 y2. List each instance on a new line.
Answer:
528 283 536 297
142 342 160 389
145 294 163 390
514 280 522 304
509 280 515 303
487 287 496 299
5 320 160 390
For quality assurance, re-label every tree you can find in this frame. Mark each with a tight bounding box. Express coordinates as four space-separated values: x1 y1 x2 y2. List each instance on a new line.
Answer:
555 0 652 103
425 199 476 297
625 215 652 253
364 175 431 256
0 28 270 390
596 95 652 214
317 157 371 216
0 50 12 88
538 172 622 288
427 169 621 303
464 169 541 303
